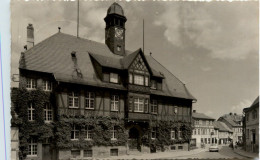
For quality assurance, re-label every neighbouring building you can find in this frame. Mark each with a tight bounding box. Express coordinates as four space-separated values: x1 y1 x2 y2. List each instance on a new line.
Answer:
243 96 259 153
213 121 233 145
192 110 217 148
11 3 196 160
218 113 243 145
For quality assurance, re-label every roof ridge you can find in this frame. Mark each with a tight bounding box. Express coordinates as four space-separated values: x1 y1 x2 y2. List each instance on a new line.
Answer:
149 54 185 85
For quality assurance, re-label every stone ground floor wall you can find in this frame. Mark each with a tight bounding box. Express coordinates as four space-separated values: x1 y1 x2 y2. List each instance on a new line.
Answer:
58 146 127 160
164 143 189 152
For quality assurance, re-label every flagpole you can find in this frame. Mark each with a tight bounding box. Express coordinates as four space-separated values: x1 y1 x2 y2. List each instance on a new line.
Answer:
143 19 144 54
77 0 79 38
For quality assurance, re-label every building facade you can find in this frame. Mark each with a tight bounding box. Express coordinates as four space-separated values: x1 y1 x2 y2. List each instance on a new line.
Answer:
213 121 233 145
218 113 243 145
243 97 259 153
192 110 217 148
11 3 196 160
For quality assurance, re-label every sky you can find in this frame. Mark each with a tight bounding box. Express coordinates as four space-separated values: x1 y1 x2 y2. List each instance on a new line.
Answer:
11 0 259 119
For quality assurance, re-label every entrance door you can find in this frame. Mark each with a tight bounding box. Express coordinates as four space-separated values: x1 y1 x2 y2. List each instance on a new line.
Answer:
42 144 52 160
128 127 140 151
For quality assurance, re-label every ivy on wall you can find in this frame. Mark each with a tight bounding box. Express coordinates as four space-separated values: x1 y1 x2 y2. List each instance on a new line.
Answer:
141 121 192 151
11 88 192 159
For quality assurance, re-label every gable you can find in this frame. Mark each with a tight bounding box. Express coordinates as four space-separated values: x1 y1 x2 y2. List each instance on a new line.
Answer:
129 54 149 74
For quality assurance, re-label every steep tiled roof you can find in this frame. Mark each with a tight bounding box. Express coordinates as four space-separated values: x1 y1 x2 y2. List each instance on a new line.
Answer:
244 96 259 112
192 112 215 120
214 121 233 132
20 32 196 100
218 114 242 127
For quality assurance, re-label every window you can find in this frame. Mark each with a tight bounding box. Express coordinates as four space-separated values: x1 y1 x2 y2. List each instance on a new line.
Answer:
145 76 149 86
84 150 93 157
206 121 209 125
208 138 210 144
151 100 158 114
174 106 178 114
134 98 144 112
150 80 157 89
83 126 93 140
144 99 149 113
178 146 183 150
199 120 202 125
157 82 162 90
28 102 35 121
111 95 119 111
117 45 121 51
103 73 110 82
68 92 79 108
246 113 249 121
71 150 80 158
129 73 133 83
134 75 144 85
85 92 95 109
28 139 37 156
111 126 117 140
194 129 196 135
201 138 203 143
71 125 80 140
26 78 37 89
110 73 118 83
42 80 52 91
198 129 200 135
44 103 52 122
170 146 176 150
129 97 133 112
110 149 118 156
151 127 156 139
252 111 257 119
178 131 182 139
171 130 175 139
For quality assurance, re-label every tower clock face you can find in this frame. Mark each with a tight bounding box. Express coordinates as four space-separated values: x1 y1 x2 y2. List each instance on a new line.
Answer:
115 28 124 40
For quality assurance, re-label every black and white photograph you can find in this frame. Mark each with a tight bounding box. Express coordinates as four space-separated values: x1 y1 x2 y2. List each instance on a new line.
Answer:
9 0 258 160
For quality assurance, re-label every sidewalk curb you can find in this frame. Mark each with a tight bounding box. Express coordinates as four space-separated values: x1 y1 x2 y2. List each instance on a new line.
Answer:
233 149 258 159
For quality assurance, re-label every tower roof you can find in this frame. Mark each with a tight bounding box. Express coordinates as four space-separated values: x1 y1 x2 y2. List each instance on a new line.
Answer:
107 2 124 16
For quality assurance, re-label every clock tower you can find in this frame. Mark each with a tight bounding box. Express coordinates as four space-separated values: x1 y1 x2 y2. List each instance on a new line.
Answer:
104 2 127 56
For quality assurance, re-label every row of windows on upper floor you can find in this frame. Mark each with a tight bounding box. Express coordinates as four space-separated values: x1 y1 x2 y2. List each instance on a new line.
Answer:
103 72 162 90
193 128 217 136
246 110 258 122
26 78 52 91
194 120 214 126
27 92 190 122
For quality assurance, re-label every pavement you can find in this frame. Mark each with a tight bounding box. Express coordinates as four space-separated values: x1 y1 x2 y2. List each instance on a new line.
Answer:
233 147 259 159
103 148 206 159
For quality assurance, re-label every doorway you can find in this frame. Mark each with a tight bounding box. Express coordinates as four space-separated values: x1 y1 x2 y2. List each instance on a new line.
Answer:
128 127 141 151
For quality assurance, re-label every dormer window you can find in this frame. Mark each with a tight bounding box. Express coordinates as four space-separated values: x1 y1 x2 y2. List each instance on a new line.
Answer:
134 75 144 85
110 73 118 83
42 80 52 91
26 78 37 89
150 80 157 89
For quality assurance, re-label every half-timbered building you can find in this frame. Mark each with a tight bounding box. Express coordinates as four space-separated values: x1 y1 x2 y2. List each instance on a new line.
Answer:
11 3 196 160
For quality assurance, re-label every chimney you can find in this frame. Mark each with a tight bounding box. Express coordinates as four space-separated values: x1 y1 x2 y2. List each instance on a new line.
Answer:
27 24 34 49
193 110 196 113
